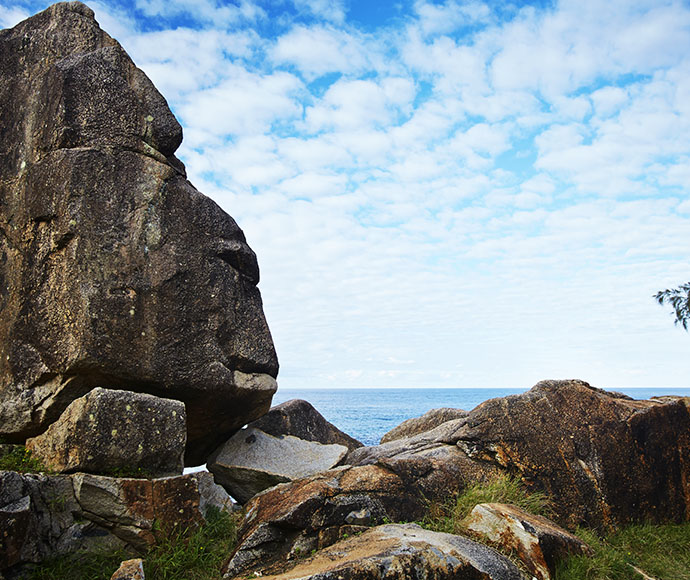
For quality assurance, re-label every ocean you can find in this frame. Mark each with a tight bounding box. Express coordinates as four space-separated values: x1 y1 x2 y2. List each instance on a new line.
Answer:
272 387 690 446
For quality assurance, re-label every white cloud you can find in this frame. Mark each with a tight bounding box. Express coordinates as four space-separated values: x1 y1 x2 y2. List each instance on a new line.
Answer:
0 5 29 28
590 86 629 118
133 0 265 26
413 0 491 37
270 25 375 80
177 68 304 137
304 77 415 132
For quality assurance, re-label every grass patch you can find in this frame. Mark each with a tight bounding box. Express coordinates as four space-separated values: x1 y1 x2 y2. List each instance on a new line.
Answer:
24 507 239 580
0 445 48 473
421 472 552 535
555 521 690 580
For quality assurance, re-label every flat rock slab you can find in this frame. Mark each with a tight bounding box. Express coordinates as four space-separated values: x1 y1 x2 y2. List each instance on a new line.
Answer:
251 399 362 451
464 503 592 580
233 523 523 580
207 428 348 503
26 388 186 477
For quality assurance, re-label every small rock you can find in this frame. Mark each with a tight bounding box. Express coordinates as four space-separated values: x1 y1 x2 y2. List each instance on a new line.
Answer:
463 503 592 580
26 388 186 477
251 399 362 451
380 407 468 443
207 428 348 503
111 558 145 580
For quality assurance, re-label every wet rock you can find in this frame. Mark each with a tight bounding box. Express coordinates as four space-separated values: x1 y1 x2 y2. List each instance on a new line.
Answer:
227 523 524 580
464 503 591 580
207 427 348 504
0 1 278 465
26 388 186 476
110 559 145 580
251 399 362 451
380 407 468 443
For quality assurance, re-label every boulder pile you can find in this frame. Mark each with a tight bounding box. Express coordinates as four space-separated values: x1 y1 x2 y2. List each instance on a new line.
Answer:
1 4 689 580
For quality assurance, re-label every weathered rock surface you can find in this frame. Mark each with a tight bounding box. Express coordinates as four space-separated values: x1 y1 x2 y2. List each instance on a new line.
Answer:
380 407 467 444
251 399 362 451
457 380 690 530
348 380 690 531
0 1 278 465
464 503 591 580
26 388 186 476
224 457 496 578
228 523 524 580
0 469 228 574
111 559 145 580
207 427 348 504
346 416 473 465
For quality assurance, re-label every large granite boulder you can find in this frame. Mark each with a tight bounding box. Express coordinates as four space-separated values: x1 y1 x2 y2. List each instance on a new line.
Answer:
26 388 186 476
348 380 690 531
207 427 349 503
380 407 467 443
251 399 362 451
0 2 278 465
225 523 524 580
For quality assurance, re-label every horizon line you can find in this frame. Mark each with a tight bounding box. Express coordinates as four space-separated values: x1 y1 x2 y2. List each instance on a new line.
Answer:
275 385 690 390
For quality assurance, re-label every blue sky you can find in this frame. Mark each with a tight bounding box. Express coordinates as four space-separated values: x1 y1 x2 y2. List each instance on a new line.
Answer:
3 0 690 389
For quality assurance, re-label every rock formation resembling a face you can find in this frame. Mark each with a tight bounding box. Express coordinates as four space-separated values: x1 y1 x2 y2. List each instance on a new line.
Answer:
0 2 278 465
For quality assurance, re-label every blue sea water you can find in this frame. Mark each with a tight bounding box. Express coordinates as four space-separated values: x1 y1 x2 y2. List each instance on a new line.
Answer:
272 387 690 446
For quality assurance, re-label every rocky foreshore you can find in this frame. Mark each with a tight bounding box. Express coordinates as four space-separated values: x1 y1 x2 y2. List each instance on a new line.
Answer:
1 4 689 580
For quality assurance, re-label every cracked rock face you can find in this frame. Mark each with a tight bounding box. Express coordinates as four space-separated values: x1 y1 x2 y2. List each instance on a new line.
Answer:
0 2 278 465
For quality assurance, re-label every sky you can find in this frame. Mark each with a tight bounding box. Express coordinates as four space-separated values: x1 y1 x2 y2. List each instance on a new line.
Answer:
2 0 690 390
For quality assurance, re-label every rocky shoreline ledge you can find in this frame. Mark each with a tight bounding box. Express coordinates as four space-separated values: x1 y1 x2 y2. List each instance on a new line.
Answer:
1 4 688 579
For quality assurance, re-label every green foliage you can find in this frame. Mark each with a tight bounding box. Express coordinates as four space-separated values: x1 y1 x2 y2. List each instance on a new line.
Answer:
23 548 132 580
25 507 239 580
145 507 239 580
654 282 690 330
421 473 552 535
0 445 49 473
556 522 690 580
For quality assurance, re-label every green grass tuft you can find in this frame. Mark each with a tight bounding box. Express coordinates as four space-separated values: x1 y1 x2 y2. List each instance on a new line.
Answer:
556 522 690 580
421 472 552 535
0 445 49 473
24 507 239 580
